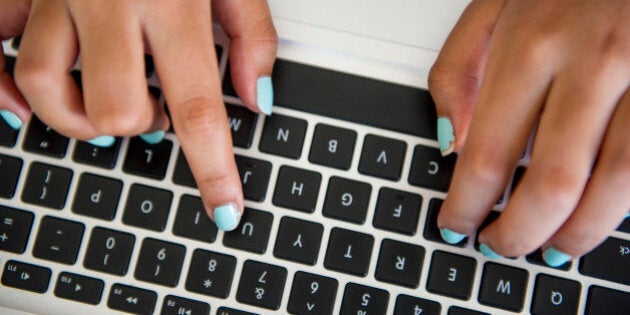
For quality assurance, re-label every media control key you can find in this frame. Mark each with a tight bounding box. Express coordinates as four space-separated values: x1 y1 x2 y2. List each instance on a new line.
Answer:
161 295 210 315
108 283 157 315
54 272 104 305
2 260 51 293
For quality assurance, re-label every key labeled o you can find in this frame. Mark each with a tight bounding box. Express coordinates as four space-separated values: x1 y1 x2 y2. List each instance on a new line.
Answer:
141 200 153 214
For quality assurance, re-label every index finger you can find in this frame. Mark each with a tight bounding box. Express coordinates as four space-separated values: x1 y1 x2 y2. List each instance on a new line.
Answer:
142 1 244 231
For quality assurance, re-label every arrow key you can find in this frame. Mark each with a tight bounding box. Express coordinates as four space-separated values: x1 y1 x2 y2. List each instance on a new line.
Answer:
54 272 104 305
108 283 157 315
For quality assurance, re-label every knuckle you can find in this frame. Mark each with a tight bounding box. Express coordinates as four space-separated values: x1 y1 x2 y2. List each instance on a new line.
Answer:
14 61 55 94
461 144 509 187
248 16 279 47
530 165 585 207
88 101 148 135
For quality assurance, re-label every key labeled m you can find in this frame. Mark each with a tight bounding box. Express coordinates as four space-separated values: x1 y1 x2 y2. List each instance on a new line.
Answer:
496 279 511 295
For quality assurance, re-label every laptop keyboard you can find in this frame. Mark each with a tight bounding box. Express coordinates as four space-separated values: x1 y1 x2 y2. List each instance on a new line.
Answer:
1 37 630 315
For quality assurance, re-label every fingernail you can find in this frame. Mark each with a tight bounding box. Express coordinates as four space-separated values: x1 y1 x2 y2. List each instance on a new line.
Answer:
140 131 165 145
542 247 571 267
0 110 23 130
257 76 273 115
480 243 502 259
440 228 467 244
437 116 455 156
87 135 115 148
213 203 242 231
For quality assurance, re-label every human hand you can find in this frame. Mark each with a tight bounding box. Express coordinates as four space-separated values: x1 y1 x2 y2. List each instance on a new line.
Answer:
0 0 31 129
429 0 629 266
14 0 278 231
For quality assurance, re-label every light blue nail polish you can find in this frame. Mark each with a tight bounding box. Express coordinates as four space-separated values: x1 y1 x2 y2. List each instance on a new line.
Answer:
140 131 165 145
87 135 115 148
437 117 455 156
480 243 502 259
542 247 571 268
0 110 23 130
214 204 241 231
257 77 273 115
440 228 467 244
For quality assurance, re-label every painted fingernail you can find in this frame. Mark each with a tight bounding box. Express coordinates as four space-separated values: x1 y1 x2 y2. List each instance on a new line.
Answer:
480 243 502 259
542 247 571 267
87 135 115 148
0 110 23 130
440 228 467 244
437 117 455 156
140 131 165 145
213 203 242 231
257 76 273 115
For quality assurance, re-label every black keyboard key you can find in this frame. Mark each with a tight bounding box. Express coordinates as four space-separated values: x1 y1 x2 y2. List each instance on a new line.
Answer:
216 307 256 315
531 274 581 315
236 260 287 310
618 215 630 233
5 55 17 75
373 187 422 235
340 282 389 315
72 139 122 169
227 104 258 148
54 272 104 305
511 166 526 191
122 184 173 232
71 173 122 221
288 271 338 315
324 227 374 277
236 155 272 202
108 283 157 315
273 166 322 213
21 162 73 209
2 260 51 293
448 306 490 315
186 249 237 298
426 250 477 300
579 236 630 285
33 216 84 265
123 137 173 180
478 262 529 312
308 123 357 170
223 208 273 254
358 134 406 181
394 295 441 315
162 295 210 315
226 59 437 138
173 194 217 243
408 144 457 192
424 199 467 247
375 239 425 288
0 154 22 199
526 248 571 270
134 238 186 287
84 227 135 276
12 35 22 50
322 176 371 224
22 116 69 158
145 55 155 77
273 216 324 265
0 206 34 254
259 114 307 159
0 109 19 147
172 149 197 188
586 286 630 315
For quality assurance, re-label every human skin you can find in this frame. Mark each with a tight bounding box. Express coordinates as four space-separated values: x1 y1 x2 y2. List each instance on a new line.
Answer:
430 0 629 266
1 0 278 231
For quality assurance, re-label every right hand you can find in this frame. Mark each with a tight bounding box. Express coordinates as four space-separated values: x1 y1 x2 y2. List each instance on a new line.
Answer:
14 0 278 231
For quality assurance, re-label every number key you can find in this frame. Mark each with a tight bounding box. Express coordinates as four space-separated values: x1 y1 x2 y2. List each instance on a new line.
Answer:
288 271 338 315
236 260 287 310
134 238 186 287
84 227 135 276
185 249 237 298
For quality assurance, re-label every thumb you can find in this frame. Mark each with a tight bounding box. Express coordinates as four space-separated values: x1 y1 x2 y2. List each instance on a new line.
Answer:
1 0 31 130
213 0 278 115
428 0 506 156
